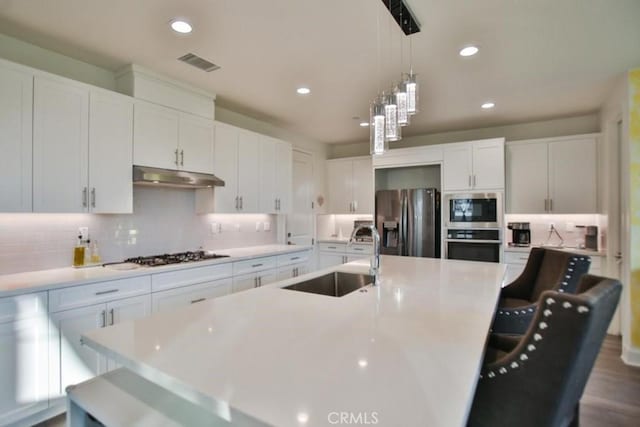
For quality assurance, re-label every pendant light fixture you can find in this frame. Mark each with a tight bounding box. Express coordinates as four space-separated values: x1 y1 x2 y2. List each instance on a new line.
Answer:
384 91 401 141
404 71 418 115
370 95 388 155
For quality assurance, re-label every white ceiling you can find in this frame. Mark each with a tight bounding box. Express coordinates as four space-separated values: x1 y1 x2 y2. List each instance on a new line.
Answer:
0 0 638 144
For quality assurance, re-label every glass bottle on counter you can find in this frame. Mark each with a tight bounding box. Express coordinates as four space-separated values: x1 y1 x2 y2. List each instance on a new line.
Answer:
90 240 101 264
73 235 85 267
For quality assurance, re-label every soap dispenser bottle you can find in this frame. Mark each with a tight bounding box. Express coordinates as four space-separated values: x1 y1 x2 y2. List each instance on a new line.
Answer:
73 235 85 267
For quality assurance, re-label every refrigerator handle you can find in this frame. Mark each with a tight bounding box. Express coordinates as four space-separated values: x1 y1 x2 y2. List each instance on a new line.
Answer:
400 194 407 256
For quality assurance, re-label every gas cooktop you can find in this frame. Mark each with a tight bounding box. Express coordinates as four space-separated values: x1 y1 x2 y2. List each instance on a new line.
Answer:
124 251 229 267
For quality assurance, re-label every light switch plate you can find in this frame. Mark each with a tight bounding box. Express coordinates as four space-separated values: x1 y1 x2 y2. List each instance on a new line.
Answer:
78 227 89 240
263 222 271 231
210 223 220 234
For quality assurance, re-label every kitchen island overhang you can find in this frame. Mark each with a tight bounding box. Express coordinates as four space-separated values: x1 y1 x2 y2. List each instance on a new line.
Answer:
78 256 506 427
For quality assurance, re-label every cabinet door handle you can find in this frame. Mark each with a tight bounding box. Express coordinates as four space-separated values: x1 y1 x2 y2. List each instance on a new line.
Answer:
109 308 114 326
254 277 258 288
82 187 88 208
235 196 239 210
549 199 553 212
275 199 278 211
101 310 106 328
96 289 119 296
353 248 364 251
473 175 477 187
240 196 243 210
544 199 548 212
91 188 96 208
191 298 206 304
353 201 358 212
258 276 262 287
291 256 300 260
174 149 179 166
468 175 472 188
252 263 263 268
327 246 337 249
180 149 184 166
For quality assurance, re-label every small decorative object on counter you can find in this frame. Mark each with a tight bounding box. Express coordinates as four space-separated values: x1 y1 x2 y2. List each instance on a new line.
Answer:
90 240 101 264
73 235 85 267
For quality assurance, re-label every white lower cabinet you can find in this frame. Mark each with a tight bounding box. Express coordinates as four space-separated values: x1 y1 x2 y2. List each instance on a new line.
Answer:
48 277 151 402
319 253 347 269
318 243 373 269
232 270 278 293
152 279 231 313
0 292 48 425
277 263 309 281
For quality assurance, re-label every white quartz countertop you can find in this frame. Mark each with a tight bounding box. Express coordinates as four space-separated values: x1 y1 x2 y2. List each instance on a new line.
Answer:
504 245 606 257
317 238 372 245
82 256 506 427
0 244 312 297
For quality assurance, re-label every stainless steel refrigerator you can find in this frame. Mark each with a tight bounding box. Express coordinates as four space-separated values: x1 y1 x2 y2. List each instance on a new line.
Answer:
375 188 440 258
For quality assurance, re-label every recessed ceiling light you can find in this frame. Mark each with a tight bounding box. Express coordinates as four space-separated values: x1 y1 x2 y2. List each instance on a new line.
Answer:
170 19 193 34
296 87 311 95
459 45 479 57
359 122 370 127
481 102 495 109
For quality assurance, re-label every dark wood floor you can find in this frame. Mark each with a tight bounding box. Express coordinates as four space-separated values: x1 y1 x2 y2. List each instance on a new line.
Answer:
580 335 640 426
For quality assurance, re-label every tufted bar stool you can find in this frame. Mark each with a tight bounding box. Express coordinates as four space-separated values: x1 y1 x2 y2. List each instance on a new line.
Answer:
492 248 591 335
468 274 621 427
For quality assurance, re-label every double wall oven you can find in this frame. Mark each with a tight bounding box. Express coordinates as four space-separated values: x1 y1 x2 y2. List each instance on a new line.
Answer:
443 192 503 263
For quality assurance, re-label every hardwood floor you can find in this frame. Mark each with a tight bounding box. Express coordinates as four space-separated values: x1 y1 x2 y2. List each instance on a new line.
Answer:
580 335 640 427
35 336 640 427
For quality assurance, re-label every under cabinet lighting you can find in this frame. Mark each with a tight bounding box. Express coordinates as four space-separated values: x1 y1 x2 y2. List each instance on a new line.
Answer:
459 46 479 57
481 102 495 109
296 87 311 95
359 122 370 127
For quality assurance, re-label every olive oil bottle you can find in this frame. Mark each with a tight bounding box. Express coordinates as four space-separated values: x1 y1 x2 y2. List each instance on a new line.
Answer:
73 235 85 267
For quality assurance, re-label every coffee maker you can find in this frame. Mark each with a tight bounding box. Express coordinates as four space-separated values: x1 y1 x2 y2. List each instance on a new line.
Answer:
508 222 531 247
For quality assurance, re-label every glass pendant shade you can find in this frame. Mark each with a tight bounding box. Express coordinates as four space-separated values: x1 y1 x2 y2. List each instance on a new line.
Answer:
370 98 387 155
395 82 409 126
404 72 419 115
384 92 401 142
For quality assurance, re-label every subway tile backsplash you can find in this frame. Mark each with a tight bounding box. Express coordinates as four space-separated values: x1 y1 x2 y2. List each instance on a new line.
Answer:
504 214 606 250
0 187 277 275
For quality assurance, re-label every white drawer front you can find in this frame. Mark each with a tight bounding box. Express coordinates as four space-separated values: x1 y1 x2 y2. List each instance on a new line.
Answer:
233 256 277 276
49 276 151 313
152 278 231 313
346 244 373 255
151 262 233 292
0 292 47 323
504 251 531 265
277 250 311 267
319 243 346 253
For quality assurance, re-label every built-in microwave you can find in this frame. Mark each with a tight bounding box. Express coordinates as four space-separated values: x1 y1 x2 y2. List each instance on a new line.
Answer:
443 192 503 229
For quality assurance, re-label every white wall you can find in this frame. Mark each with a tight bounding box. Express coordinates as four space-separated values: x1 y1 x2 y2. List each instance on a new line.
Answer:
329 113 600 158
0 187 277 275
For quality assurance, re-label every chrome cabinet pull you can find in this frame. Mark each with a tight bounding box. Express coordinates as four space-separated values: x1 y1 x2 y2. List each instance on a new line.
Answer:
180 149 184 166
101 310 106 328
275 199 278 211
468 175 472 188
109 308 114 326
235 196 239 210
327 246 337 249
174 149 179 166
96 289 118 296
473 175 477 187
91 188 96 208
544 199 548 212
353 201 358 212
191 298 206 304
549 199 553 212
291 256 300 260
258 276 262 287
240 197 243 209
252 263 263 268
254 277 257 288
82 187 88 207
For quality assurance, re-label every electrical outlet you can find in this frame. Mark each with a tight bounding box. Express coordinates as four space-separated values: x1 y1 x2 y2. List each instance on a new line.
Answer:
263 222 271 231
210 223 220 235
78 227 89 241
565 222 576 233
255 222 261 232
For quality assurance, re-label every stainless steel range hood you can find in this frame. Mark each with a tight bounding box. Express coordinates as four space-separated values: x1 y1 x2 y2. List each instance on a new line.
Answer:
133 165 225 188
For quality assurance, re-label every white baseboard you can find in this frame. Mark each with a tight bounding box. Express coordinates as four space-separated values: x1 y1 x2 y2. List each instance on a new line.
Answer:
622 343 640 366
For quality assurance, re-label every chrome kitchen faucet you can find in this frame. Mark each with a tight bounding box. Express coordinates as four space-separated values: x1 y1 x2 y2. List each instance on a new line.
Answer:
348 224 381 283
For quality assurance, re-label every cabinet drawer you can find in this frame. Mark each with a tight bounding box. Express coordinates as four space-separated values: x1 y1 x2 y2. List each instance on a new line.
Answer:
49 276 151 313
346 244 373 255
319 243 346 253
151 262 233 292
152 278 231 313
0 291 47 323
233 256 277 276
504 251 531 265
277 250 311 267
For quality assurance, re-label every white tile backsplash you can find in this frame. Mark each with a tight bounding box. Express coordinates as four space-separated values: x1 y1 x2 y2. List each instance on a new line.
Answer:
316 214 374 240
0 187 277 275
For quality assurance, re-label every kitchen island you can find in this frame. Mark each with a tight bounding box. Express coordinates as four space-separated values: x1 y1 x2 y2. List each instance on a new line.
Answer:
77 256 506 426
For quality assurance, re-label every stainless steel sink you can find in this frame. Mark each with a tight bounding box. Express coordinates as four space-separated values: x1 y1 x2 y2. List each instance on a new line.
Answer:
282 272 374 297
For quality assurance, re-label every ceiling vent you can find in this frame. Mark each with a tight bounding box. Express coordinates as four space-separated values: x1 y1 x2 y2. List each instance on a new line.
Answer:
177 53 221 72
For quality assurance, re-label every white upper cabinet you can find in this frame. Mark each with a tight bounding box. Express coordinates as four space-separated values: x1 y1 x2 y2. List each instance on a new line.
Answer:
237 130 260 213
506 134 598 214
0 62 33 212
212 122 239 212
443 138 504 192
88 91 134 214
133 100 180 170
33 75 134 213
33 76 89 213
327 157 373 214
259 136 292 213
178 113 214 173
133 100 214 173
